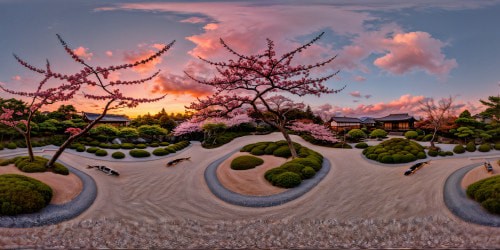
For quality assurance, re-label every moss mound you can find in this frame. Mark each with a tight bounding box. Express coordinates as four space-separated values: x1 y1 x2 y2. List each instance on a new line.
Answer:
0 156 69 175
362 138 425 164
230 155 264 170
466 175 500 214
111 151 126 159
0 174 53 215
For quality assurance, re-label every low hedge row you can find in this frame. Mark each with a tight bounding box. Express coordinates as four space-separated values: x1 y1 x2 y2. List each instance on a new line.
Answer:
362 138 426 164
466 175 500 214
0 156 69 175
0 174 53 215
240 141 324 188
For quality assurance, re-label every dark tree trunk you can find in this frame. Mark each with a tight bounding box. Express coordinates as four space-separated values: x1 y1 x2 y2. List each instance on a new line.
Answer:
278 126 298 159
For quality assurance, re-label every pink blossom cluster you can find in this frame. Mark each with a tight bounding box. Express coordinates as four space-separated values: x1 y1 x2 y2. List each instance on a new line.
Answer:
288 121 338 143
65 127 83 136
0 107 26 127
173 113 253 136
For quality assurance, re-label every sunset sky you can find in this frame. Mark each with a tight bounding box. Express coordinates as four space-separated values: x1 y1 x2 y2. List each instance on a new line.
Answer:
1 0 500 118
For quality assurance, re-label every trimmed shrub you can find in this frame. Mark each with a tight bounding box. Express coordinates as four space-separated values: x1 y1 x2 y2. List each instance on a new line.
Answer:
453 145 466 154
230 155 264 170
53 163 69 175
466 175 500 214
76 145 86 152
264 143 279 154
129 149 151 158
428 150 438 157
478 143 491 152
333 143 353 149
362 138 424 164
112 151 126 159
301 166 316 179
89 141 100 146
99 143 111 149
273 172 302 188
0 144 4 150
135 144 147 149
347 129 366 142
355 142 368 149
0 174 53 215
240 143 257 152
6 142 17 150
5 156 68 175
95 149 108 157
446 151 454 156
165 147 177 153
281 162 306 176
404 131 418 139
264 168 287 182
273 146 292 158
495 143 500 150
250 145 266 156
289 158 322 171
86 147 99 153
466 142 476 152
159 142 170 146
369 129 387 139
120 143 135 149
438 151 447 157
422 134 433 141
416 151 427 159
380 155 394 164
152 148 169 156
109 144 121 149
149 142 159 147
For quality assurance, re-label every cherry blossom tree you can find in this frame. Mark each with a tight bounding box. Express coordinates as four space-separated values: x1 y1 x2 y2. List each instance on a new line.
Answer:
288 121 337 143
186 32 344 158
1 34 173 167
419 96 455 149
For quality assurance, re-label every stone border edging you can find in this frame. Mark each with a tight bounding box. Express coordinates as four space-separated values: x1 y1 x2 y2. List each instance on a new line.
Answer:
443 161 500 227
0 157 97 228
204 150 331 207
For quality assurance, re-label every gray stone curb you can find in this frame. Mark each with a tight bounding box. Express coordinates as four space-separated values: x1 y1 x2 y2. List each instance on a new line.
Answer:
443 160 500 227
0 157 97 228
204 149 331 207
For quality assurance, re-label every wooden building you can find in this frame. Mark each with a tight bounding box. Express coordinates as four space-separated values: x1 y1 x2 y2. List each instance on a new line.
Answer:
375 113 415 131
330 117 361 131
82 112 130 127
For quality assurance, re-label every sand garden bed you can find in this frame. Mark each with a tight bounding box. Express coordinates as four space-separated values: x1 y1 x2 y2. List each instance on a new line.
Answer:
216 152 287 196
0 165 83 204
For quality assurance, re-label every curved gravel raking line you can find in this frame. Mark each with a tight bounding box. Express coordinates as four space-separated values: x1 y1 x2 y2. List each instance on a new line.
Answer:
204 149 331 207
0 157 97 228
443 162 500 227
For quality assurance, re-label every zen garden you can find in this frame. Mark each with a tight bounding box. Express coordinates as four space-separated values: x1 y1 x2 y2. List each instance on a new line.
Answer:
0 1 500 249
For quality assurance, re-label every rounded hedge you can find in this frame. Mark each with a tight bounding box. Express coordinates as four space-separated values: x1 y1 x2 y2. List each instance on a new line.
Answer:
159 142 170 146
152 148 169 156
355 142 368 149
86 147 99 153
362 138 425 164
495 143 500 150
422 134 433 141
466 142 476 152
301 166 316 179
466 175 500 214
369 129 387 139
273 172 302 188
428 150 438 157
112 151 126 159
289 158 322 171
0 174 53 215
6 142 17 150
149 142 159 147
264 143 279 154
250 145 266 156
135 144 147 149
273 146 292 158
120 143 135 149
404 131 418 139
453 145 466 154
129 149 151 158
10 156 70 175
95 149 108 157
76 145 86 152
165 147 177 153
478 143 491 152
109 144 121 149
230 155 264 170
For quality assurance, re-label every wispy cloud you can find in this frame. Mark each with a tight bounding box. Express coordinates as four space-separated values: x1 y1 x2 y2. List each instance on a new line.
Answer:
73 46 93 60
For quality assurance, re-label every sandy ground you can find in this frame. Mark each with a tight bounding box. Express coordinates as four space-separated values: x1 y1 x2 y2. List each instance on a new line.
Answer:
1 132 500 247
461 163 500 189
0 165 82 204
216 152 287 196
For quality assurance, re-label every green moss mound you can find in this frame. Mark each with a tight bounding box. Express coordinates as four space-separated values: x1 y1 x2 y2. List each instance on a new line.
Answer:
239 141 324 188
129 149 151 158
120 143 135 149
111 151 126 159
152 148 169 156
355 142 368 149
86 147 99 153
230 155 264 170
466 175 500 214
362 138 425 164
0 174 53 215
6 142 17 150
453 145 466 154
135 144 147 149
478 143 491 152
1 156 69 175
466 142 476 152
404 131 418 139
95 149 108 157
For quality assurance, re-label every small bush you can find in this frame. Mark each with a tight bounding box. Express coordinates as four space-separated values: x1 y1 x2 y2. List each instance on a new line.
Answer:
250 145 266 156
466 175 500 214
466 142 476 152
240 143 257 152
0 144 3 150
76 145 86 152
355 142 368 149
453 145 466 154
99 143 111 149
264 168 287 182
152 148 169 156
404 131 418 139
301 166 316 179
6 142 17 150
149 142 159 147
264 143 279 154
120 143 135 149
165 147 176 153
416 151 427 159
380 155 394 163
273 172 302 188
273 146 292 158
362 138 424 164
446 151 454 156
89 141 100 146
494 143 500 150
129 149 151 158
0 174 53 215
289 158 322 171
135 144 147 149
53 163 70 175
422 134 433 141
112 151 126 159
159 142 170 146
86 147 99 153
369 129 387 139
5 156 69 175
478 143 491 152
438 151 447 157
428 150 438 157
109 144 121 149
230 155 264 170
95 149 108 157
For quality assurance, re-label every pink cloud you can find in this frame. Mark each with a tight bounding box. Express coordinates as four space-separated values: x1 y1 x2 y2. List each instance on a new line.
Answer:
123 44 165 73
203 23 218 31
11 75 21 81
180 17 208 24
151 61 214 97
373 32 457 76
105 50 113 57
73 46 93 60
365 94 372 99
350 91 362 98
353 75 366 82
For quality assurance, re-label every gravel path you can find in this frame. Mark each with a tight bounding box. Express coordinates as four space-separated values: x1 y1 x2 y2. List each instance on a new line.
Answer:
443 161 500 227
0 157 97 228
204 149 331 207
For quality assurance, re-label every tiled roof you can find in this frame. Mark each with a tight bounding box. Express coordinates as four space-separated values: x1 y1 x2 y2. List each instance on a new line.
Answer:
331 117 361 123
375 113 414 122
83 112 130 122
360 117 376 124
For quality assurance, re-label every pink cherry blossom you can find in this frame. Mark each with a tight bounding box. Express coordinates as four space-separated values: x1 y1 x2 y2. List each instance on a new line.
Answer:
288 121 338 143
